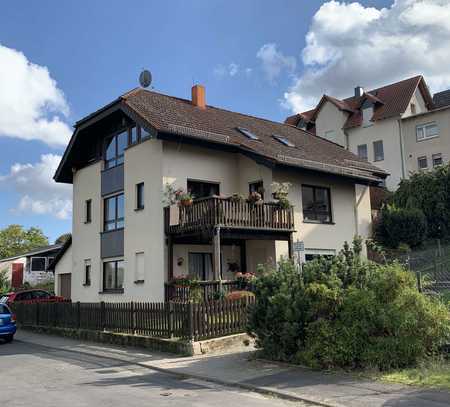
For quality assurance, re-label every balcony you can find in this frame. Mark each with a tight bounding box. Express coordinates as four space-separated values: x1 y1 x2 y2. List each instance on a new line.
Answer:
164 196 295 236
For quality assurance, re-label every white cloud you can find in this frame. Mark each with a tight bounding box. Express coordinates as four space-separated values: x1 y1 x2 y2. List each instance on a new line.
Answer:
0 44 72 147
214 62 253 78
0 154 72 219
257 43 296 82
283 0 450 113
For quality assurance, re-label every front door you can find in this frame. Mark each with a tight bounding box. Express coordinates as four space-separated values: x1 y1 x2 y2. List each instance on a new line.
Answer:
11 263 24 289
188 253 213 280
59 274 71 299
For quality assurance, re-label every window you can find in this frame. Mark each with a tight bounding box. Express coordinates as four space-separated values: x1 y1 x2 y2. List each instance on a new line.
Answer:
31 257 46 272
104 193 124 231
373 140 384 161
272 134 295 147
324 130 336 142
432 153 443 168
136 183 144 210
84 260 91 286
357 144 368 161
416 122 439 141
103 260 124 292
249 181 264 199
129 126 138 144
188 253 213 280
140 126 151 140
187 180 220 199
0 304 10 314
410 103 416 115
362 107 373 127
418 156 428 170
301 185 332 223
237 127 259 140
135 252 145 283
85 199 92 223
105 130 127 169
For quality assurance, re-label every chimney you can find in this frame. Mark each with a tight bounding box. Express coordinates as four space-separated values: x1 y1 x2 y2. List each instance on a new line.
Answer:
354 86 364 97
191 84 206 108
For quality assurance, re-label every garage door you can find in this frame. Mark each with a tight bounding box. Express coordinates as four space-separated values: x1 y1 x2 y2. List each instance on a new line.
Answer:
59 274 71 300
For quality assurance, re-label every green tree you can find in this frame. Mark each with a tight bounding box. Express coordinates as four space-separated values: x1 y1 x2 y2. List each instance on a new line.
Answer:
0 225 48 259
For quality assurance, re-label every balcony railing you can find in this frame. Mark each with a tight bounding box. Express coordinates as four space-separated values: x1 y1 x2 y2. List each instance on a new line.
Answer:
164 196 295 235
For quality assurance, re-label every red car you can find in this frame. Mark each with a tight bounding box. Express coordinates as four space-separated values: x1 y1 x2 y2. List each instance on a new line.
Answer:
0 289 65 305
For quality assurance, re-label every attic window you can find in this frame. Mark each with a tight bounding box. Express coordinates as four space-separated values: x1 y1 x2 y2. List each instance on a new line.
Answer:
272 134 295 147
237 127 259 140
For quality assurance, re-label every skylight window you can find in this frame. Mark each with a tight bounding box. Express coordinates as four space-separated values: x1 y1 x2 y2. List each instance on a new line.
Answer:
237 127 259 140
272 134 295 147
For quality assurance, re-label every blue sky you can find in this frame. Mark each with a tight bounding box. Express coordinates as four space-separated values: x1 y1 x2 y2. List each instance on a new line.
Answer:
0 0 447 243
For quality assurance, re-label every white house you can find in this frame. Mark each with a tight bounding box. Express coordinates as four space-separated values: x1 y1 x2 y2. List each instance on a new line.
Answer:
51 84 386 302
286 75 450 191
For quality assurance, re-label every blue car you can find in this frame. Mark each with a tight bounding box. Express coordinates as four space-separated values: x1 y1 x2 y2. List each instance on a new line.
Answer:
0 303 16 343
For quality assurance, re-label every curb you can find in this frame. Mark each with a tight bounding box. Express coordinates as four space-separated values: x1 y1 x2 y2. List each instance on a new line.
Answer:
16 338 338 407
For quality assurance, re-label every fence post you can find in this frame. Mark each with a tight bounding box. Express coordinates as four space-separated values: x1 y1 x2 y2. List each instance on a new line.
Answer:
130 301 135 334
76 301 81 329
168 301 174 338
187 302 194 341
100 301 105 331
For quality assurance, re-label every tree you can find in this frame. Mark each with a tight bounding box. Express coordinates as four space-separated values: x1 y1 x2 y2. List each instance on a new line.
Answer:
55 233 71 245
0 225 48 259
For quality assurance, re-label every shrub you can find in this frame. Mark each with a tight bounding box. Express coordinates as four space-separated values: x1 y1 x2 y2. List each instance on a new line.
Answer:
247 239 450 371
375 204 427 248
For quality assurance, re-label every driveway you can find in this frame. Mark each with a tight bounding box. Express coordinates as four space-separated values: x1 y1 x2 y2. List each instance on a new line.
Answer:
0 337 307 407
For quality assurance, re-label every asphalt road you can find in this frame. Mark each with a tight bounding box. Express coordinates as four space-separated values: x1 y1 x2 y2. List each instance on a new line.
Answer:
0 339 306 407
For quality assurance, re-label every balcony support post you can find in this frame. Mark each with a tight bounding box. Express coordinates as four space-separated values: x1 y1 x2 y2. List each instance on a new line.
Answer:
288 232 294 260
212 226 221 281
168 236 174 281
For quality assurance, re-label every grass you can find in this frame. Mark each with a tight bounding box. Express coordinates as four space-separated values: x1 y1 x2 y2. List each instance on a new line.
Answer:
372 359 450 390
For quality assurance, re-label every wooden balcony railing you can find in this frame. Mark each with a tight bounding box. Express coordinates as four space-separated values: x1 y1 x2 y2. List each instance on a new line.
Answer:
164 196 294 235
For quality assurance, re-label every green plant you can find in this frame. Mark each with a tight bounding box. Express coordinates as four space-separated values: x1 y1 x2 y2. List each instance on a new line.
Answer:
0 269 10 294
247 238 450 371
271 182 292 208
375 204 427 248
229 193 245 203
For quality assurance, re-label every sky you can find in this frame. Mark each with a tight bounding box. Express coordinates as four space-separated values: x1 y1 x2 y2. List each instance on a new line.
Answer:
0 0 449 243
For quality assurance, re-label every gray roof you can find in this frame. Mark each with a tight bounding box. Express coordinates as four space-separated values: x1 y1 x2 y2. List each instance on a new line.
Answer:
433 90 450 109
0 244 63 263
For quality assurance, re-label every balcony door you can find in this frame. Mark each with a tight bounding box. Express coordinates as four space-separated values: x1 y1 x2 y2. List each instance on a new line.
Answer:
188 252 213 280
187 180 220 199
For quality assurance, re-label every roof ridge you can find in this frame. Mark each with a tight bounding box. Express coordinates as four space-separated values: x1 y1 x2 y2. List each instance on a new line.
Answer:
134 88 313 135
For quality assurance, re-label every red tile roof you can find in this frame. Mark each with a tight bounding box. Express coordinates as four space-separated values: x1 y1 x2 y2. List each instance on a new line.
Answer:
285 76 434 131
55 88 388 184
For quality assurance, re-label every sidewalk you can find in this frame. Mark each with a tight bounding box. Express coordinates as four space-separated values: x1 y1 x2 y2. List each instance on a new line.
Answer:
15 330 450 407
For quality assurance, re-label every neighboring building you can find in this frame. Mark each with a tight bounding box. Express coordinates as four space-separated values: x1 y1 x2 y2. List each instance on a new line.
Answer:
51 84 386 302
286 76 450 191
0 244 63 289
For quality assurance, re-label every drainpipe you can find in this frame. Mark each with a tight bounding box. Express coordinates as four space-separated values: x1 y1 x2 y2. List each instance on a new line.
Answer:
397 118 406 181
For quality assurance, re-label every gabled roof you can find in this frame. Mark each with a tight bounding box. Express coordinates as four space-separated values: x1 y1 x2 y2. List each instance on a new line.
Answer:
0 244 63 263
47 237 71 272
55 88 387 185
285 76 434 130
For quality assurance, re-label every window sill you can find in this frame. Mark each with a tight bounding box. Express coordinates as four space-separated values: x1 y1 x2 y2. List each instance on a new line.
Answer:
303 220 335 225
134 207 144 212
99 289 124 294
82 283 91 287
100 228 124 235
417 135 439 142
134 280 145 284
84 221 92 225
373 159 384 162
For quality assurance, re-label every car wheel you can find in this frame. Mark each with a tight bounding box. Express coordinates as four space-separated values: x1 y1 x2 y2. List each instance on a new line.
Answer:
5 335 13 343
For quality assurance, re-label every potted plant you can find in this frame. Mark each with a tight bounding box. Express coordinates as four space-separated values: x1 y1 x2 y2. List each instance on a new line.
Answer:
175 189 194 207
271 182 292 208
229 193 245 204
247 191 263 205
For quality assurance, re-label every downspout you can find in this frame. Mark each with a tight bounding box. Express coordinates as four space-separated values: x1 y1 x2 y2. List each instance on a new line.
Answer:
397 118 406 180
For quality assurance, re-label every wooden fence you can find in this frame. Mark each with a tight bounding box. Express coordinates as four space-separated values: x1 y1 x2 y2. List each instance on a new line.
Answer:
165 280 242 302
12 298 254 341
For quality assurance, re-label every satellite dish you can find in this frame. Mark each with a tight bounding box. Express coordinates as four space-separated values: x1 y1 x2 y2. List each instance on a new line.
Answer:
139 70 152 88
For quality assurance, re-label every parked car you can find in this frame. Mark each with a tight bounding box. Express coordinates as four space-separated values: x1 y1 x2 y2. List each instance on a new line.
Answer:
0 303 16 342
0 289 65 305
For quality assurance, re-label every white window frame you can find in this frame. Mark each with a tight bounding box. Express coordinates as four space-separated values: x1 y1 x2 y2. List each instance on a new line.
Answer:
362 107 373 127
357 144 368 161
432 153 443 168
373 140 384 162
418 156 428 170
416 122 439 141
134 252 145 283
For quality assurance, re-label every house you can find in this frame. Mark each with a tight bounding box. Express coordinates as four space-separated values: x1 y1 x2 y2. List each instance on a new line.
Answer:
285 75 450 191
0 244 63 289
51 84 386 302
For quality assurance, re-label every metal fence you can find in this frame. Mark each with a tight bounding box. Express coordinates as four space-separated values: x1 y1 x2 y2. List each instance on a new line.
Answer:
12 298 254 341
